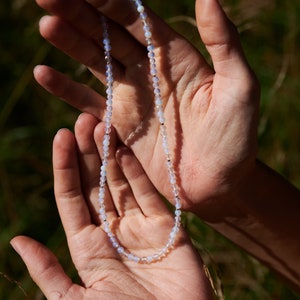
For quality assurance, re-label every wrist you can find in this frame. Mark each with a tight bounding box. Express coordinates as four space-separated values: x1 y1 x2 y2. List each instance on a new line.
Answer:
194 159 300 290
191 159 258 223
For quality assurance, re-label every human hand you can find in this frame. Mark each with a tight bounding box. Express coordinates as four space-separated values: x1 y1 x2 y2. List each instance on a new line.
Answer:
34 0 260 215
11 113 213 300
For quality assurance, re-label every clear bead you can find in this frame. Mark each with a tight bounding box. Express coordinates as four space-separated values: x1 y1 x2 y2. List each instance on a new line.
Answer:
98 1 182 264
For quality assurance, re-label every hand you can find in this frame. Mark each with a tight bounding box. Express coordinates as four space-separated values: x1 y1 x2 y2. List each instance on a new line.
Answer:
33 0 260 215
11 113 213 300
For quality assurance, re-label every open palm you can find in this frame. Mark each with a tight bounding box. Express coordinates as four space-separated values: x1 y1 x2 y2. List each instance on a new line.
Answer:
11 113 213 299
34 0 260 213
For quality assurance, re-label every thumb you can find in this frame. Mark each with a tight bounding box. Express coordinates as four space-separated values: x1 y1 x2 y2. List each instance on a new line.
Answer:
11 236 74 299
196 0 250 78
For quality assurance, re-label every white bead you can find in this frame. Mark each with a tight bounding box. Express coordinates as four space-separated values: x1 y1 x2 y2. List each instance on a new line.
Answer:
128 254 134 261
145 31 151 39
147 45 154 52
117 247 125 254
155 98 162 106
137 5 144 13
175 210 181 216
154 87 160 95
140 12 147 20
146 256 153 263
150 68 157 76
98 2 182 264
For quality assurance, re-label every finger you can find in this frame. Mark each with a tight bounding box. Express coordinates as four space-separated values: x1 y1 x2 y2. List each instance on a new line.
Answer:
10 236 75 299
86 0 212 80
74 113 102 225
38 15 124 80
196 0 252 79
36 0 146 68
36 0 100 36
53 128 93 234
94 124 141 217
86 0 179 48
34 65 106 119
116 146 170 217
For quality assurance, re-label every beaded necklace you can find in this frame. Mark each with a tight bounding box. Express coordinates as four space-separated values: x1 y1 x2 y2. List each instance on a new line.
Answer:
98 0 182 263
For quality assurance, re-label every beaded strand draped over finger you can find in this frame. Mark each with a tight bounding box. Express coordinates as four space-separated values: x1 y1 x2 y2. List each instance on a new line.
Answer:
98 0 182 264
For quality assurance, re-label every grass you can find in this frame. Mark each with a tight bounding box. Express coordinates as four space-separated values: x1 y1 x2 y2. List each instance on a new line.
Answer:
1 0 300 299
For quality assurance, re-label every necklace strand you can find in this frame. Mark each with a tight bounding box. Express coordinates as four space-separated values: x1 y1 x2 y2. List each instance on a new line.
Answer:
99 0 182 263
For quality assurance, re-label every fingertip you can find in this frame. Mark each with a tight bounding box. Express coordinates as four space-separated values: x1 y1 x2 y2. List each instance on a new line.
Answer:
38 14 55 27
115 146 142 179
53 128 73 151
115 146 132 164
74 113 100 157
33 64 66 96
196 0 233 44
53 128 73 144
33 64 43 78
38 15 53 35
196 0 250 77
38 15 68 44
75 112 99 132
33 64 50 85
10 236 41 260
52 128 77 170
10 236 22 256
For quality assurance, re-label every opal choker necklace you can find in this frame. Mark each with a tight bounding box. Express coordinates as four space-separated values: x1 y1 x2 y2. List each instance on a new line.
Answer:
98 0 182 263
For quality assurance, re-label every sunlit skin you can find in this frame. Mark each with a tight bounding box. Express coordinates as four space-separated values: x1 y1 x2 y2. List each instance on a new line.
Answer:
14 0 300 292
32 0 260 212
11 113 214 299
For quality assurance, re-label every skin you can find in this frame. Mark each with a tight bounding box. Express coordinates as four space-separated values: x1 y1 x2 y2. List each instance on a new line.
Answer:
16 0 300 291
32 0 260 210
11 113 214 300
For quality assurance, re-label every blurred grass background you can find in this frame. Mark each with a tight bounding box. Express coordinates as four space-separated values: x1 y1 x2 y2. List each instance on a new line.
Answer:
0 0 299 299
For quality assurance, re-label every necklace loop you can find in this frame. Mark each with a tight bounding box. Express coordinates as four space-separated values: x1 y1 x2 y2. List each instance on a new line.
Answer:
98 0 182 263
